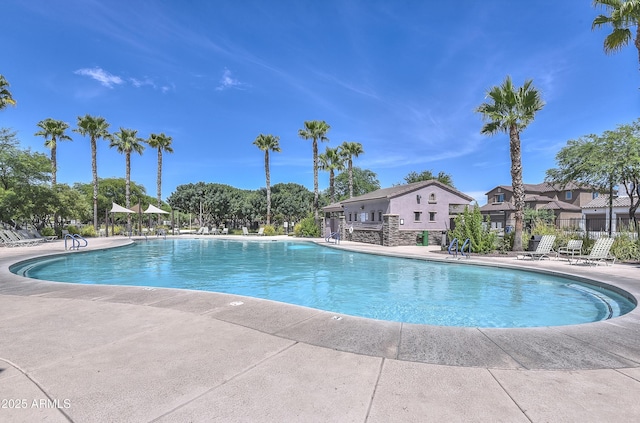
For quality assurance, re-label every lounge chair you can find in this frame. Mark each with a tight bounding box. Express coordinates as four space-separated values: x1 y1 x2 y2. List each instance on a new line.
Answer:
257 227 265 236
221 228 228 235
517 235 556 260
242 227 249 236
556 239 583 261
0 230 41 247
571 237 616 266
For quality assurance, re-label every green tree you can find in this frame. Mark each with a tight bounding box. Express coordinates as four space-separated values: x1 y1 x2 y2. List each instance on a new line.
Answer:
333 167 380 200
0 75 16 111
271 182 314 225
74 114 111 231
403 170 455 187
35 118 72 186
146 133 174 208
592 0 640 68
110 128 145 229
449 206 496 254
319 146 345 203
339 141 364 198
298 120 330 220
253 133 281 225
476 76 545 251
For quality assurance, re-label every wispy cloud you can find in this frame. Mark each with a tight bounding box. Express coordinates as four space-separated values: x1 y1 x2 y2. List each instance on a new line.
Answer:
216 68 247 91
74 67 124 88
74 67 173 93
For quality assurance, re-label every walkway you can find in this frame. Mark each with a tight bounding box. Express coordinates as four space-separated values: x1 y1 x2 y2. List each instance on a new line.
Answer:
1 237 639 422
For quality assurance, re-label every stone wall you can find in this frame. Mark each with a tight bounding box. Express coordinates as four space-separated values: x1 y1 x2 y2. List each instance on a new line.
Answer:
325 213 445 247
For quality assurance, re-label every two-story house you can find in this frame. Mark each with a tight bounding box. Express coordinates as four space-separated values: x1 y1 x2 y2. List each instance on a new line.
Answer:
479 182 598 230
322 179 473 246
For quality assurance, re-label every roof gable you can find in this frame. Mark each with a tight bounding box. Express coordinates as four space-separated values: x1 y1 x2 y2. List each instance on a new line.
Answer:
340 180 473 204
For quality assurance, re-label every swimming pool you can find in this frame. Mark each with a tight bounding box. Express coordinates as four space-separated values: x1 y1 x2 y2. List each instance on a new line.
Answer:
11 239 635 328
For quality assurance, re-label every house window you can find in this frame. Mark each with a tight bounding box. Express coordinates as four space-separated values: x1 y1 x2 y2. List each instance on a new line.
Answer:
592 192 599 199
370 211 375 221
378 211 382 221
429 193 437 203
416 194 421 204
565 191 572 200
495 193 505 203
414 212 422 221
348 213 352 222
429 212 436 222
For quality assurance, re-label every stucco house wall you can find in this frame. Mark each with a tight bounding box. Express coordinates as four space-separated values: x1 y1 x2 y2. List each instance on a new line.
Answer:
324 180 473 246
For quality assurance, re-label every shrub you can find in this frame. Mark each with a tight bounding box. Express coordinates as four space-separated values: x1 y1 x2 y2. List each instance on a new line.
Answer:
80 225 96 237
40 227 55 237
449 206 496 253
66 225 79 234
263 225 277 236
294 216 320 237
611 228 640 261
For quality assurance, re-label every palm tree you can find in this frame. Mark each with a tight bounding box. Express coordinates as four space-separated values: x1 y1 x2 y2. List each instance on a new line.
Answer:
319 146 345 204
339 141 364 198
35 118 72 186
110 128 145 230
147 133 174 207
74 114 111 231
253 134 281 225
0 74 16 111
298 120 331 220
592 0 640 67
475 76 545 251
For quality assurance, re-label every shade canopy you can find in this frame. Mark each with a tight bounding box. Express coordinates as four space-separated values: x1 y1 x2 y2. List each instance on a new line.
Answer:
144 204 170 214
110 202 136 213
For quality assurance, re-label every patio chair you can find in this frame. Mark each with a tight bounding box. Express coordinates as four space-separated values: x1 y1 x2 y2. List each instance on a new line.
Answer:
27 228 58 242
556 239 583 261
0 230 40 247
221 228 228 235
242 226 249 236
257 227 265 236
517 235 556 260
571 237 616 266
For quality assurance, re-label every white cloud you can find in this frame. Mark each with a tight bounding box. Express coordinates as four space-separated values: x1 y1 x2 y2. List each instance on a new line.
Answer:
216 68 246 91
74 67 124 88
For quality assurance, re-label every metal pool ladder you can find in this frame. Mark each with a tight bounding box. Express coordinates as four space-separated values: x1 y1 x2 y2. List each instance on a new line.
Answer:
448 238 470 259
64 233 88 251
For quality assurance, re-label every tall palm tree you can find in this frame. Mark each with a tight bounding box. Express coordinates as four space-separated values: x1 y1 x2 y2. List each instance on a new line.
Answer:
147 133 174 207
110 128 145 231
319 146 345 204
298 120 330 220
35 118 72 186
592 0 640 67
339 141 364 198
0 74 16 111
253 134 281 225
74 114 111 231
475 76 545 251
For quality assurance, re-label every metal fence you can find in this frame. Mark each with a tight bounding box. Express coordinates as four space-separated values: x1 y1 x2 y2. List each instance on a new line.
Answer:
526 217 638 239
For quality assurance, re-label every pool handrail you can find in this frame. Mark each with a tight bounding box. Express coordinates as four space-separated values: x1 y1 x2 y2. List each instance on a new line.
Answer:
64 233 88 251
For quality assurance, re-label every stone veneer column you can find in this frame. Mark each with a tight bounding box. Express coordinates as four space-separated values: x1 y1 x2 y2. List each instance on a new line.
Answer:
339 215 346 241
383 214 399 247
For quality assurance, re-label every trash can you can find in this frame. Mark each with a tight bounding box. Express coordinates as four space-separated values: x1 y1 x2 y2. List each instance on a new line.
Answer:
528 235 542 251
422 230 429 246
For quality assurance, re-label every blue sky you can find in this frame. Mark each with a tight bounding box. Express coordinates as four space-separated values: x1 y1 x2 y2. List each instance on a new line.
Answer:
2 0 638 205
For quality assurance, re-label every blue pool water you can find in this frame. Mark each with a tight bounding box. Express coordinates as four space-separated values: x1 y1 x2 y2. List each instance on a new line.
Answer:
11 239 635 328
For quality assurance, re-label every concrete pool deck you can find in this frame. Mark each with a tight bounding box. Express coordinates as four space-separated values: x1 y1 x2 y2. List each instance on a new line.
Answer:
0 235 639 422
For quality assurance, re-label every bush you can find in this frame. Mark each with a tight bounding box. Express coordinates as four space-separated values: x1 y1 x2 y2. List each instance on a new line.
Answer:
263 225 277 236
66 225 79 234
79 225 96 237
611 232 640 261
449 206 496 253
294 216 320 237
40 227 55 237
